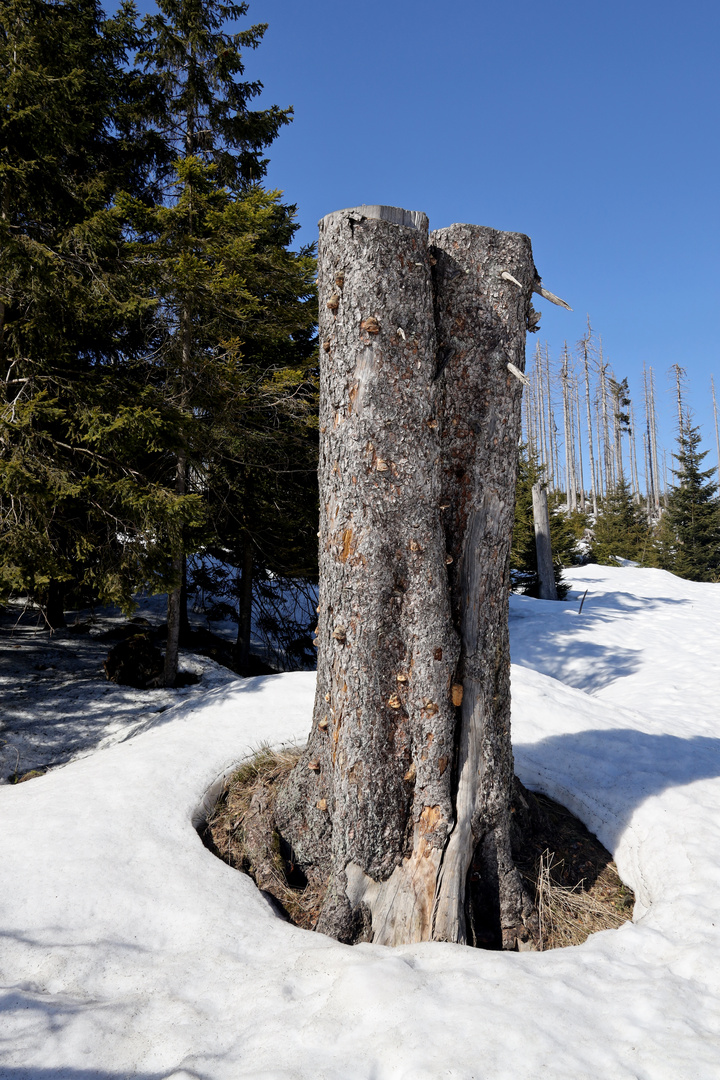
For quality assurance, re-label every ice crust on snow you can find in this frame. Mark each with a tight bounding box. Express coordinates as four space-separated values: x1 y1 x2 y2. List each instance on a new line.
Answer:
1 565 720 1078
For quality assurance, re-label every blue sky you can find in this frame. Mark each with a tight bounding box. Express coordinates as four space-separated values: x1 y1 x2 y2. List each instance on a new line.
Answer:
128 0 720 475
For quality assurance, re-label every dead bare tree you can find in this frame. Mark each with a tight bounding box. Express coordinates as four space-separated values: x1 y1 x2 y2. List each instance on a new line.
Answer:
560 344 576 512
579 325 598 516
573 375 586 512
712 376 720 493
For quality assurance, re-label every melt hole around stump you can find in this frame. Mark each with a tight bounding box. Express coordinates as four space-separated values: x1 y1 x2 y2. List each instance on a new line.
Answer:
198 747 634 951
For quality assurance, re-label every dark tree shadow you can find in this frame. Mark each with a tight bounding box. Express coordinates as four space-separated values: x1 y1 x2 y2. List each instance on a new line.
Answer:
515 727 720 850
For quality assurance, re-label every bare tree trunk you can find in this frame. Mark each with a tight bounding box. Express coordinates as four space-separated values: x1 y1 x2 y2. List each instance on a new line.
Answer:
560 344 575 512
643 366 656 516
599 348 612 495
535 344 548 477
712 376 720 493
526 358 537 458
235 540 254 675
574 377 586 512
545 345 560 492
611 376 624 482
648 367 661 511
275 206 538 950
582 337 598 516
595 394 604 502
164 447 186 688
629 403 641 503
672 364 686 438
532 483 558 601
275 205 459 946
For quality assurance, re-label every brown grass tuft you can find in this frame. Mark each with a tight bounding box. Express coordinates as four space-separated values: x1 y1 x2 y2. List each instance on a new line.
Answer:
515 791 634 950
532 849 630 950
205 754 634 950
206 744 324 930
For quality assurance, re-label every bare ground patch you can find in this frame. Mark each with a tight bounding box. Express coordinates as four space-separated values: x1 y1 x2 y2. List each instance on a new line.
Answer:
203 747 634 950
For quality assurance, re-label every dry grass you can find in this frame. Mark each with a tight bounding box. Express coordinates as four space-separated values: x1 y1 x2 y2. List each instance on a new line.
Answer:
533 848 630 950
516 792 634 950
204 751 634 950
206 744 324 930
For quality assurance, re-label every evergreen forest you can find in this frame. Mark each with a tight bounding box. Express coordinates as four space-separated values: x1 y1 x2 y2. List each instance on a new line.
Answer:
2 0 719 688
0 0 319 681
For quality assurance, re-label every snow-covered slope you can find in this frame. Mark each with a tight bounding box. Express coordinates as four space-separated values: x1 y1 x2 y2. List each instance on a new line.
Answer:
1 566 719 1079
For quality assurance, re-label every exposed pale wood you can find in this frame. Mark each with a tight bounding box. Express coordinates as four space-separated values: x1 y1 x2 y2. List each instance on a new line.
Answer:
533 281 572 310
320 204 428 231
574 375 586 512
648 366 661 509
560 343 576 512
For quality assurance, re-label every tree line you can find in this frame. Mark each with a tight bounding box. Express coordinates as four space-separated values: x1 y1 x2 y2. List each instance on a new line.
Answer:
514 325 720 587
0 0 319 682
3 0 716 695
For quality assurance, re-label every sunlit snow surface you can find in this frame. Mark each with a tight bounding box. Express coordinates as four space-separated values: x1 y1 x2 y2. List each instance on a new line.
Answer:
1 565 719 1079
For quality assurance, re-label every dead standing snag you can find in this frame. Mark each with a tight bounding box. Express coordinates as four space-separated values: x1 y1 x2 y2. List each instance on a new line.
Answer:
275 205 565 949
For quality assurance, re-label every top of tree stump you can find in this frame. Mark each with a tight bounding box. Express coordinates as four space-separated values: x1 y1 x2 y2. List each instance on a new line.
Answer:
319 204 428 232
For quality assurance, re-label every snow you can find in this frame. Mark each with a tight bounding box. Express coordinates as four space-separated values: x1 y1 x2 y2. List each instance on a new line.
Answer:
2 565 720 1078
0 595 237 783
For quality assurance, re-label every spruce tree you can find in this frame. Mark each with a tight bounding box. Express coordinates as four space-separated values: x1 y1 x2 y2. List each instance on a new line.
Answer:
131 0 316 682
653 422 720 581
592 475 650 565
0 0 167 624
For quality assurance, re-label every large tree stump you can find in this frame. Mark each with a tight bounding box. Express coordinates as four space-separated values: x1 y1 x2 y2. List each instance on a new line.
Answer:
274 206 540 949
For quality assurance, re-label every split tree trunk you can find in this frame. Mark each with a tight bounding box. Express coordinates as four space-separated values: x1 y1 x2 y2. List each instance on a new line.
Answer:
275 206 538 949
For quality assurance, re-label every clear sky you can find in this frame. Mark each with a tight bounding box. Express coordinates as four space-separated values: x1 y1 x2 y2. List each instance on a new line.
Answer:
127 0 720 474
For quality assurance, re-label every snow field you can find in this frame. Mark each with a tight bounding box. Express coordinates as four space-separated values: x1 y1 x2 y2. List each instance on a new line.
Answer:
1 565 719 1078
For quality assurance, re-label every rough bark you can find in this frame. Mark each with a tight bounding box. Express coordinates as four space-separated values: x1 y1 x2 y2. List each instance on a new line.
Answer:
275 205 459 945
164 448 187 688
532 482 558 601
180 555 190 642
428 223 538 948
275 206 538 949
44 580 66 630
235 540 254 676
